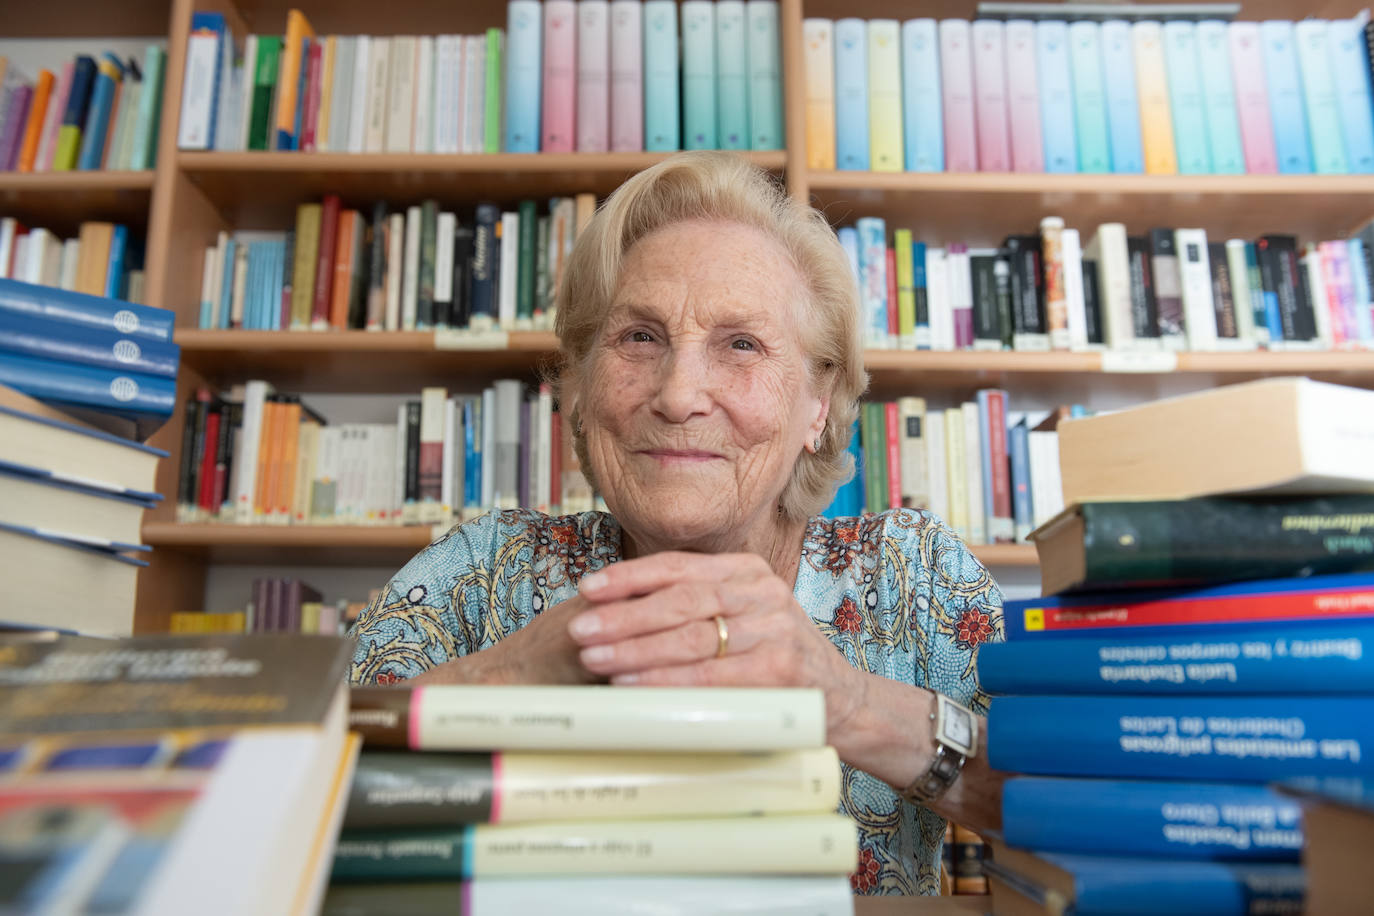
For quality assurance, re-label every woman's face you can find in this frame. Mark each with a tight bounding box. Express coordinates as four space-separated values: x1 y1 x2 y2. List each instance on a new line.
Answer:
578 219 829 548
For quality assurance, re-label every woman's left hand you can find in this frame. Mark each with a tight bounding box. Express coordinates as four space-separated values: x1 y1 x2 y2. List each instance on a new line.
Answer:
566 552 867 735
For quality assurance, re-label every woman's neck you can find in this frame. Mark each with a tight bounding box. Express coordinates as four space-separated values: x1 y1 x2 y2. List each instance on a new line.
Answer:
619 515 811 588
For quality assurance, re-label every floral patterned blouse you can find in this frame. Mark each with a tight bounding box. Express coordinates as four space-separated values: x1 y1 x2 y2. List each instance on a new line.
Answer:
349 507 1005 895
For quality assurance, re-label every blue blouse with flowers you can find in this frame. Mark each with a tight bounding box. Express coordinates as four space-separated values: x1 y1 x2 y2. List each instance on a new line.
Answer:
349 507 1005 895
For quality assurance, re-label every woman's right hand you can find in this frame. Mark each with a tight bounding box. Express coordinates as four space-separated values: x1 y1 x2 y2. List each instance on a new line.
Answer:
410 594 605 686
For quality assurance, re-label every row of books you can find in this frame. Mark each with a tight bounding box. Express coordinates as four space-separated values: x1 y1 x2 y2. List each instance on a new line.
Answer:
804 16 1374 175
0 47 165 173
824 394 1070 547
175 381 595 528
196 194 595 332
178 1 783 156
842 215 1374 352
974 377 1374 915
170 590 372 635
0 218 146 304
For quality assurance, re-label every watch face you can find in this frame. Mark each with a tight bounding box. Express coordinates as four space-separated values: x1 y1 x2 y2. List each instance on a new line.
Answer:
938 696 976 756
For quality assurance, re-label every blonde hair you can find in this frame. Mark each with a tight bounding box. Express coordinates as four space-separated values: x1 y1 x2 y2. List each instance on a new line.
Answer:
554 151 869 521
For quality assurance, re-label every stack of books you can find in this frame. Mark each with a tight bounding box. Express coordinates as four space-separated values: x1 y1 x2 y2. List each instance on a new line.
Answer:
0 218 147 303
804 14 1374 175
326 685 858 914
0 633 358 913
976 377 1374 915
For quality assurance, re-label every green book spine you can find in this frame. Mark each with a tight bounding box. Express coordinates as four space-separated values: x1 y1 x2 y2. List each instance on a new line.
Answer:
418 200 438 328
1075 496 1374 591
53 125 83 171
516 200 537 322
534 214 550 318
131 45 166 169
861 403 883 515
249 37 282 151
484 28 503 153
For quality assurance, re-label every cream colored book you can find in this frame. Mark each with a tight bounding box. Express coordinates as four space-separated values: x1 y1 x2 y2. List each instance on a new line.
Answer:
944 406 969 539
386 36 417 152
1057 378 1374 506
802 19 835 169
364 36 392 153
925 407 948 524
962 401 986 545
896 396 928 510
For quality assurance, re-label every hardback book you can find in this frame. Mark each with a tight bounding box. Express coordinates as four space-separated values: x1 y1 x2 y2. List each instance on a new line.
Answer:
0 308 179 378
896 396 928 509
77 54 123 170
0 277 173 341
970 19 1010 172
385 37 417 153
0 352 175 441
577 0 610 152
987 694 1374 781
867 19 904 172
1003 20 1043 173
1195 20 1246 174
541 0 576 152
1147 227 1187 347
0 524 145 633
893 229 919 344
1099 20 1144 173
350 686 825 752
938 19 977 171
962 400 986 543
643 0 681 151
177 17 222 150
1124 236 1161 346
1002 235 1048 350
1036 20 1077 173
1002 571 1374 641
1227 21 1278 174
1161 21 1212 174
1132 21 1178 175
1008 416 1033 540
1082 223 1132 350
978 389 1014 543
344 747 840 828
332 813 858 880
1056 377 1374 505
1328 15 1374 173
484 28 504 153
322 876 854 916
984 843 1304 916
1293 19 1349 174
803 19 836 170
714 0 748 150
1259 20 1314 173
1040 218 1069 348
1001 777 1301 861
273 9 315 150
681 1 717 150
745 0 783 150
1175 227 1218 349
0 463 155 549
1067 21 1110 173
505 0 543 152
901 18 944 172
833 18 869 171
1207 241 1247 347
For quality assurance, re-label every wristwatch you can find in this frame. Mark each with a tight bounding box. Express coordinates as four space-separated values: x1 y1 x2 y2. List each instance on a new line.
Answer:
900 693 978 805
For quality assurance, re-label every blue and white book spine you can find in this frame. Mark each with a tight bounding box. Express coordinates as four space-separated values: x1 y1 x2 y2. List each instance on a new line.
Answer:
104 224 128 299
1099 20 1144 174
987 695 1374 781
1260 20 1313 174
837 226 860 296
246 241 266 330
1294 20 1349 174
746 0 783 150
855 218 889 349
79 53 125 169
217 237 236 329
1035 21 1077 173
1162 21 1212 174
822 422 864 518
1195 21 1246 174
1067 22 1110 172
980 620 1374 695
0 459 160 504
681 2 717 150
901 19 943 172
1327 16 1374 173
1348 238 1374 345
198 246 217 329
912 239 930 349
0 310 179 378
715 1 749 150
833 19 869 171
643 0 681 151
1007 416 1032 542
504 0 544 152
975 390 998 541
0 278 174 342
0 353 176 428
1002 777 1303 861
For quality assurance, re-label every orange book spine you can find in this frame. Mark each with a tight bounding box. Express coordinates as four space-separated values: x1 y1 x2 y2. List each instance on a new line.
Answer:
254 400 280 520
330 210 357 328
17 70 54 172
277 401 302 520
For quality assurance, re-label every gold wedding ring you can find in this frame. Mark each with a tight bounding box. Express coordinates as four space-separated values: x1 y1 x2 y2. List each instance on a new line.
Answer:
713 614 729 659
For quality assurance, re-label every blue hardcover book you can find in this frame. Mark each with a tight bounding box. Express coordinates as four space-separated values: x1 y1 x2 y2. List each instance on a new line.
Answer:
911 239 930 348
505 0 544 152
988 695 1374 781
1328 17 1374 173
834 19 870 171
104 224 128 299
985 851 1305 916
217 237 236 329
269 240 286 330
0 353 176 441
1002 777 1303 860
900 19 943 172
1067 22 1111 173
0 279 174 343
643 0 681 151
0 311 179 379
746 0 783 150
189 13 227 149
77 53 124 170
469 204 501 322
980 620 1374 695
854 218 888 347
1099 20 1144 174
1260 21 1314 174
0 459 160 506
680 1 717 150
1162 22 1212 174
56 56 98 170
242 241 261 330
1195 21 1246 174
822 421 864 518
463 397 479 511
1008 416 1032 541
1035 21 1077 173
1349 238 1374 345
1294 20 1349 174
715 1 750 150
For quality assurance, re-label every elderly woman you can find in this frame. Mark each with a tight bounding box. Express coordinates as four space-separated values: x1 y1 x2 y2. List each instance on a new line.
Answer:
349 152 1006 895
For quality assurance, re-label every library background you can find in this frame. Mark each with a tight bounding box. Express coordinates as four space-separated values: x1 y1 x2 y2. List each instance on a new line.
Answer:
2 0 1374 912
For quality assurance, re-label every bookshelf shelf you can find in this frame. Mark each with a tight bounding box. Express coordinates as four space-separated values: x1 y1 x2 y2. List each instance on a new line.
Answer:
803 171 1374 247
5 2 171 38
0 171 156 232
177 151 788 223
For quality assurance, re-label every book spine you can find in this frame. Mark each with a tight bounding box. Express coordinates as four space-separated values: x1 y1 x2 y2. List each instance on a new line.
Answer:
1293 20 1348 174
505 1 543 152
0 352 175 422
541 0 576 152
1067 21 1110 173
1328 16 1374 173
832 19 869 170
1227 22 1278 174
1132 21 1177 174
0 278 174 341
577 1 611 152
1003 20 1041 173
1162 21 1211 174
980 390 1012 543
938 19 976 172
1007 418 1032 541
1036 21 1077 173
1208 242 1242 343
0 309 180 377
1126 236 1161 345
745 0 782 150
643 0 681 151
1099 20 1144 173
1260 20 1313 173
970 20 1009 173
1195 20 1245 174
901 19 943 172
987 695 1374 781
855 218 888 348
867 19 903 171
681 2 717 150
803 19 836 170
609 0 643 151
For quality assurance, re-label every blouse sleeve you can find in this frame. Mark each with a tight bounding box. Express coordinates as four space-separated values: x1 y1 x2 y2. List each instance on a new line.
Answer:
348 512 507 686
900 510 1005 714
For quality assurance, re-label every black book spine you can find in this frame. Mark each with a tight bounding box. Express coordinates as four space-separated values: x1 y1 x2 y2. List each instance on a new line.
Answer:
1148 228 1184 339
1207 242 1239 341
211 400 232 518
218 402 243 520
1126 236 1160 341
344 751 497 830
1008 235 1046 335
176 396 200 518
452 223 475 329
280 229 295 329
348 219 369 330
970 253 1002 345
1262 235 1311 341
913 245 930 334
367 202 387 329
417 200 438 329
470 203 499 321
404 400 421 513
994 255 1014 348
1081 260 1104 345
187 392 210 516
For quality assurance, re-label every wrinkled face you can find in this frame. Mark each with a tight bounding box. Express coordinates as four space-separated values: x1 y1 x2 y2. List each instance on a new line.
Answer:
577 219 829 549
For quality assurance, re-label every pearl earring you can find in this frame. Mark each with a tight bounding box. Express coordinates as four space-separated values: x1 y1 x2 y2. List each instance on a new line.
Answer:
812 438 821 452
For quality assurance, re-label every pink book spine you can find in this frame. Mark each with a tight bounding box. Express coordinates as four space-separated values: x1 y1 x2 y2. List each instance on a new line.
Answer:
36 61 74 172
576 1 610 152
1004 21 1045 172
939 20 978 172
971 20 1011 172
542 0 578 152
1228 22 1278 175
609 0 642 151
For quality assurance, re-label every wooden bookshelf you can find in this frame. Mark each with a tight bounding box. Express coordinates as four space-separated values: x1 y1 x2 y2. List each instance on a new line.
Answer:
0 171 156 233
5 2 172 38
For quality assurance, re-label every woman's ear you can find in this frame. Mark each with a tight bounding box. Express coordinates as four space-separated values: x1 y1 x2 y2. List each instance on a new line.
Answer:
807 394 831 451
